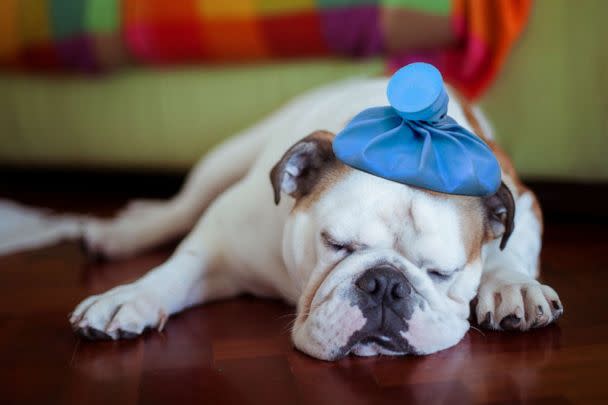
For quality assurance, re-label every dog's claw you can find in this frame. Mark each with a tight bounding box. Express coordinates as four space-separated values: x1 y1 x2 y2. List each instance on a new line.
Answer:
500 314 521 330
77 326 109 340
550 300 563 320
118 330 140 340
479 311 493 329
89 328 112 340
550 302 563 319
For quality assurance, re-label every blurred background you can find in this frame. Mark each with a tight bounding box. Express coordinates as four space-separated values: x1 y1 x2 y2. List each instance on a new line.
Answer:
2 3 608 402
1 0 607 218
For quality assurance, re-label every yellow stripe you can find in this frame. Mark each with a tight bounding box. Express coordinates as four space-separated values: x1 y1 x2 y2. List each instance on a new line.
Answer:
20 0 52 46
198 0 256 18
258 0 315 15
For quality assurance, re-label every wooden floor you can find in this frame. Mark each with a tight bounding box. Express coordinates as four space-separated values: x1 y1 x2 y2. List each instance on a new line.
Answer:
1 191 608 404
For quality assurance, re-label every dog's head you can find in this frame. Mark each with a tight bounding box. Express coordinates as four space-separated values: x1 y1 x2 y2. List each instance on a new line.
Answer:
270 131 514 360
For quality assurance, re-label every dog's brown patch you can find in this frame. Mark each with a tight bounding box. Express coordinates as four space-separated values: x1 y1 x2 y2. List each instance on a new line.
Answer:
452 196 486 264
271 130 340 206
294 163 351 212
458 93 543 234
457 93 518 182
289 131 353 211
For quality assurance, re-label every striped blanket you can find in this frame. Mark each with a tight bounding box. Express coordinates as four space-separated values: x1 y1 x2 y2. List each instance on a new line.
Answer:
0 0 531 99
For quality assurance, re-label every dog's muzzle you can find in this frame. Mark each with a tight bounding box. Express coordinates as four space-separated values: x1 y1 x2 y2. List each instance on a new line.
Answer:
342 266 417 356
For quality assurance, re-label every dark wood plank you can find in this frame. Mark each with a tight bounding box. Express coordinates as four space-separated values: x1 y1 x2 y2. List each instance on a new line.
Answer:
0 192 607 404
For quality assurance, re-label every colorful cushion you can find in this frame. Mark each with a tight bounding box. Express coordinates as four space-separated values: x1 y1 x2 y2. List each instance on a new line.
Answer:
0 0 531 99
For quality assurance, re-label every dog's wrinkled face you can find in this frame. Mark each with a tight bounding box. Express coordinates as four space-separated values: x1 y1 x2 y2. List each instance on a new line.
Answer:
271 131 514 360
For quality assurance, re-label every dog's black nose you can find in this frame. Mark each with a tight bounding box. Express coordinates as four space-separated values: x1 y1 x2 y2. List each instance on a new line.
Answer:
343 266 415 355
356 266 411 305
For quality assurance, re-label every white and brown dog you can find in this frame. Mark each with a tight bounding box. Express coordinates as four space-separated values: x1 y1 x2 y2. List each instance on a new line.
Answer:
70 78 563 360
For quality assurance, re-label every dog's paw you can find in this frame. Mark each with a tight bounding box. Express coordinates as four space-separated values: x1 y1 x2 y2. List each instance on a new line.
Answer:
69 284 168 340
475 272 563 331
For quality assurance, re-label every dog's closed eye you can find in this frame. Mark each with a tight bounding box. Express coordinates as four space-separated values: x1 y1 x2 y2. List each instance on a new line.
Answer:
321 231 357 254
427 269 455 281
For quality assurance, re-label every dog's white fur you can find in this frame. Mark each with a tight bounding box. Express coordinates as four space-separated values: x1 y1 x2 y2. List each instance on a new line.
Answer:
70 78 562 360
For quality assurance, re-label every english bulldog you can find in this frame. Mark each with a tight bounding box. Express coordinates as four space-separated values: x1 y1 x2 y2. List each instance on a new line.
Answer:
70 78 563 360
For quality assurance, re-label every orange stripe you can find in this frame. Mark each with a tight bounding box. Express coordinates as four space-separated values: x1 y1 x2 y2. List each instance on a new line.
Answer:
202 19 269 60
0 0 19 62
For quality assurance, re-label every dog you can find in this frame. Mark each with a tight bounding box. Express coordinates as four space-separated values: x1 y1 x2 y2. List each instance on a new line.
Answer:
69 78 563 360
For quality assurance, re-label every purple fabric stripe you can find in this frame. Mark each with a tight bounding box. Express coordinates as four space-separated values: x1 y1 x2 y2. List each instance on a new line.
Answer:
56 36 100 72
320 6 384 57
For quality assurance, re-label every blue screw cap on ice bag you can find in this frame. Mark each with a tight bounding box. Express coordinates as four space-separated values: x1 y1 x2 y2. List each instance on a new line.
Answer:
387 62 449 122
332 62 501 197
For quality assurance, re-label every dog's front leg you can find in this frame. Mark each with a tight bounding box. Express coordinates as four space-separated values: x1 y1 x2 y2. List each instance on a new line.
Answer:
70 223 238 339
475 192 563 331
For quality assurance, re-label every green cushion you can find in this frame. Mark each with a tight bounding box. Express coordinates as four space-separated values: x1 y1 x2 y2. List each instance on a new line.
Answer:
0 59 382 169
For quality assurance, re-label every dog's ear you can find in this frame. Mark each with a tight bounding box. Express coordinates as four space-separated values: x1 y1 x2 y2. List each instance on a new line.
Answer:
270 130 336 205
483 182 516 250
